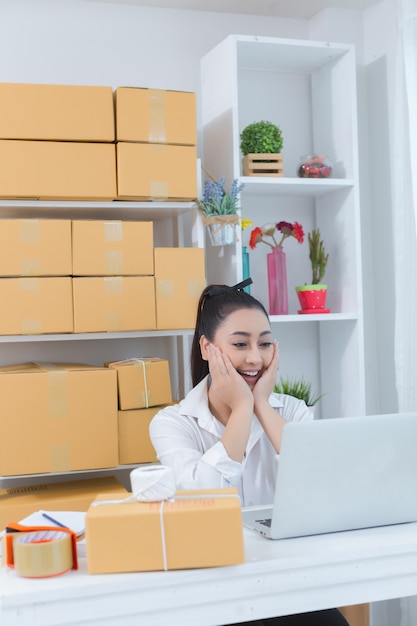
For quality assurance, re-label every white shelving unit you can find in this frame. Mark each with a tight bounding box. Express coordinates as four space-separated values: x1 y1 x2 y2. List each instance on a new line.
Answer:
0 199 203 489
201 34 365 420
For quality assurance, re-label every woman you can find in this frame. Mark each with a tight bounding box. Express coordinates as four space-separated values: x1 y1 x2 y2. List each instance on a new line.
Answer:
150 279 349 626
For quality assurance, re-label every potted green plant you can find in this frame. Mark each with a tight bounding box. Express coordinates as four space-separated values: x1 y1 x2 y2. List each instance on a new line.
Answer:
240 120 284 177
295 228 330 314
198 175 244 246
274 375 324 410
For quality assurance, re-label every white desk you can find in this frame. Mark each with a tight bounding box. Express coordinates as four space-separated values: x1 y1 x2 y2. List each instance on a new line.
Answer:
1 523 417 626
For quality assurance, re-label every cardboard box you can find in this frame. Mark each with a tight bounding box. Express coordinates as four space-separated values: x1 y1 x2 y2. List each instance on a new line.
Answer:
86 488 244 573
72 220 154 276
0 219 72 277
106 358 172 410
116 142 197 201
154 248 206 329
0 477 127 533
115 87 196 146
0 362 118 476
0 83 114 141
0 140 116 200
118 405 172 464
72 276 156 333
0 277 73 335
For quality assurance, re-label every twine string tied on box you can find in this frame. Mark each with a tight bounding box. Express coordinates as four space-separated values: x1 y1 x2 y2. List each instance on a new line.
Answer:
109 357 150 407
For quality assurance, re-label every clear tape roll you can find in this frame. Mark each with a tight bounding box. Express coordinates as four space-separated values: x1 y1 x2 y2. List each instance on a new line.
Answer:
12 530 74 578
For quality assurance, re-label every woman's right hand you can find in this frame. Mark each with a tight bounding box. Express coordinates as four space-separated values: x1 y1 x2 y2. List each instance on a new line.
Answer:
206 344 253 412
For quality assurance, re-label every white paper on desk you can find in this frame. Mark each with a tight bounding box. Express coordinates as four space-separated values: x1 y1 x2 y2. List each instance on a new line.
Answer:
18 510 86 537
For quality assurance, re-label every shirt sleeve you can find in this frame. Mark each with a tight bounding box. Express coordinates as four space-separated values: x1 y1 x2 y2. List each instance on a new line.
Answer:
149 407 244 491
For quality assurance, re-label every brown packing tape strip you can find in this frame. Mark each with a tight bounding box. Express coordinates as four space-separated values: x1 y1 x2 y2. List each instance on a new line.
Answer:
50 444 71 472
150 180 169 200
105 251 123 274
20 219 40 243
156 279 174 298
20 258 40 276
104 221 123 242
8 528 77 578
148 89 167 143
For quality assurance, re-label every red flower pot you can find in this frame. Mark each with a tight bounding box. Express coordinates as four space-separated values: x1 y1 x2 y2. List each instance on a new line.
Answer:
295 284 330 314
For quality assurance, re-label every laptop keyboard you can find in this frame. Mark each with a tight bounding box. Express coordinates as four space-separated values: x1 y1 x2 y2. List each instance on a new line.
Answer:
255 518 272 527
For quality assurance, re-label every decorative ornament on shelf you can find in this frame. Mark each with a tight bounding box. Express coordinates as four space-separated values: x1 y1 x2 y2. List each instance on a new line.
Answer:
295 227 330 314
249 221 304 315
241 219 253 293
274 375 324 414
198 173 245 247
240 120 284 177
297 154 332 178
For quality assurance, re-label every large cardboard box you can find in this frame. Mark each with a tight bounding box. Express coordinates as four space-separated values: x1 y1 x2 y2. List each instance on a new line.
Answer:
0 477 127 532
116 142 197 201
115 87 196 146
106 358 172 410
118 405 174 464
0 362 119 476
154 248 206 329
0 277 73 335
0 140 116 200
0 83 114 141
72 276 156 333
72 220 154 276
0 219 72 277
86 488 244 573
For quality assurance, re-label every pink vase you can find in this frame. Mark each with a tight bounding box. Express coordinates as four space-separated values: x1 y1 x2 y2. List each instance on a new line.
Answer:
267 247 288 315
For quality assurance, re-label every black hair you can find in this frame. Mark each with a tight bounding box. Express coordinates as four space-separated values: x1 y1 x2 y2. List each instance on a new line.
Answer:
190 279 269 387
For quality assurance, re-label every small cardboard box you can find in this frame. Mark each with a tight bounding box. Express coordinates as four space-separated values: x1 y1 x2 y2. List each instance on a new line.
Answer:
0 276 73 335
0 477 127 533
154 247 206 329
72 220 154 276
118 405 175 464
0 362 118 476
114 87 196 146
0 219 72 277
0 140 116 200
116 142 197 201
0 83 114 141
86 488 244 573
106 358 172 410
72 276 156 333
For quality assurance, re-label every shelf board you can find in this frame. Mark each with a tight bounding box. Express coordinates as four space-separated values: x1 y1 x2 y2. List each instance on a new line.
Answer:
241 177 354 197
0 330 195 343
269 313 359 323
0 200 197 220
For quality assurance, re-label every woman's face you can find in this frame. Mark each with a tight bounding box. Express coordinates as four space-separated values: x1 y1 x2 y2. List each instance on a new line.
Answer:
210 308 274 389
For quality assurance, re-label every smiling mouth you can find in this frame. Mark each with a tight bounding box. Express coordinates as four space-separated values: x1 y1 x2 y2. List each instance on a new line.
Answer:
238 370 260 378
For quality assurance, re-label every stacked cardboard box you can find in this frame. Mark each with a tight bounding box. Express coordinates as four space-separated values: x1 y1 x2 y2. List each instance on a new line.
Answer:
106 358 174 464
0 83 116 200
114 87 197 201
0 219 73 335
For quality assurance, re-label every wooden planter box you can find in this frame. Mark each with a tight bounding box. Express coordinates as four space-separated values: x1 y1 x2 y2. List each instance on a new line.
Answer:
242 153 283 177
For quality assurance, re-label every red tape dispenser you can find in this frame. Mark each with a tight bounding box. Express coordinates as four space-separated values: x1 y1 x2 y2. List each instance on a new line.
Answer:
5 522 78 578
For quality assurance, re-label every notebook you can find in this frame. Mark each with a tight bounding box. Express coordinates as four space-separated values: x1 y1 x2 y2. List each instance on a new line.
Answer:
242 412 417 539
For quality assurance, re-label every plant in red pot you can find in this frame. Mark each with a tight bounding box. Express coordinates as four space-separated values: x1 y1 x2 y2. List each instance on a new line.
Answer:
296 228 330 314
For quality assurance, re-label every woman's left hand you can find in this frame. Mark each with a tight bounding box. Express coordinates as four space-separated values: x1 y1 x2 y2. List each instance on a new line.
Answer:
252 340 279 406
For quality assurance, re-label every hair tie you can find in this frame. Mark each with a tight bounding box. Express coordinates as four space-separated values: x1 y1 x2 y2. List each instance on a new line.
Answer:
206 277 252 298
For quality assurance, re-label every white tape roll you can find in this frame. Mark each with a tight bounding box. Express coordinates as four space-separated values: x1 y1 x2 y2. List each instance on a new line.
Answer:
129 466 176 501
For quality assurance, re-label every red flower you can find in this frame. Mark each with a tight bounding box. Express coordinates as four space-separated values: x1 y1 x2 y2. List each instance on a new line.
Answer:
293 222 305 243
249 226 263 249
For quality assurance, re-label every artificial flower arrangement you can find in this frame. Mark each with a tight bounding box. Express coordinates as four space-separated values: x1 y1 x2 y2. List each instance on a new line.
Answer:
249 221 305 250
198 177 245 217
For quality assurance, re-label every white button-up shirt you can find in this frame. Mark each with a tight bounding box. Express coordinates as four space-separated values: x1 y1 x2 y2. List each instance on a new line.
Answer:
150 376 313 506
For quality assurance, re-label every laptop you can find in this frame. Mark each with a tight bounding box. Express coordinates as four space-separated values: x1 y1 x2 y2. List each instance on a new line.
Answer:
242 412 417 539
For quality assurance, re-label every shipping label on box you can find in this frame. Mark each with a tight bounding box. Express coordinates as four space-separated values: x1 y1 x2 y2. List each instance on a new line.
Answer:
0 83 115 141
0 277 73 335
0 362 118 476
154 247 206 329
72 220 154 276
86 488 244 574
0 477 127 533
115 87 196 146
116 142 197 201
0 140 116 200
73 276 156 333
0 219 72 277
117 403 176 465
106 358 172 410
